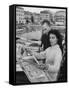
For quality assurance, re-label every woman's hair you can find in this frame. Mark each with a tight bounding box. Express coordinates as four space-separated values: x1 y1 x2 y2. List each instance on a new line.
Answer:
48 29 63 53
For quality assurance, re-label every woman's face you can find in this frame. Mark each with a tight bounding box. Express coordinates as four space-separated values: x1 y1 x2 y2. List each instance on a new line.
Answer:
49 33 58 46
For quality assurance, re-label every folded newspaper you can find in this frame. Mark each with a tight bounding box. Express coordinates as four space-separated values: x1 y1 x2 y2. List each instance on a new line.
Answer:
20 61 47 82
17 55 47 82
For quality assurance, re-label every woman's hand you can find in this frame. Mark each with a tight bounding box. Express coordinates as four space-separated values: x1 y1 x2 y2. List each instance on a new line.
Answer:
36 64 49 70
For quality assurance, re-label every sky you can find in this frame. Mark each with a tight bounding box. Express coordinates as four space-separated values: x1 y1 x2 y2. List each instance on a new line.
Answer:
21 6 66 14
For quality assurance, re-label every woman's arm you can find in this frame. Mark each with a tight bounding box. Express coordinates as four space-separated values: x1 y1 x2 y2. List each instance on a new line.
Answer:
32 50 46 59
47 52 62 73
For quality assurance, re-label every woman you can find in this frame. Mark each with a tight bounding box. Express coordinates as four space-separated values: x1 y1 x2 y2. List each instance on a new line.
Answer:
31 29 63 82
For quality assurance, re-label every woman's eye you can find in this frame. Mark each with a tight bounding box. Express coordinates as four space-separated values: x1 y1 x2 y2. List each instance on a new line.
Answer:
51 37 55 39
52 37 54 39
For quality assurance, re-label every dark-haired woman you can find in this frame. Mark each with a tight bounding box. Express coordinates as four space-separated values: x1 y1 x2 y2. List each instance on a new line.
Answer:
31 29 63 82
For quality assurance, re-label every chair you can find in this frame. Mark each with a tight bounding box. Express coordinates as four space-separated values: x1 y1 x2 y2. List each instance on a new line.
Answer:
57 44 67 82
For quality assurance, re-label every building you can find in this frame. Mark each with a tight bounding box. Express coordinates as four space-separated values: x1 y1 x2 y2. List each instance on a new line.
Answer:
16 7 25 24
54 11 66 26
40 10 53 23
33 13 41 25
24 11 32 24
